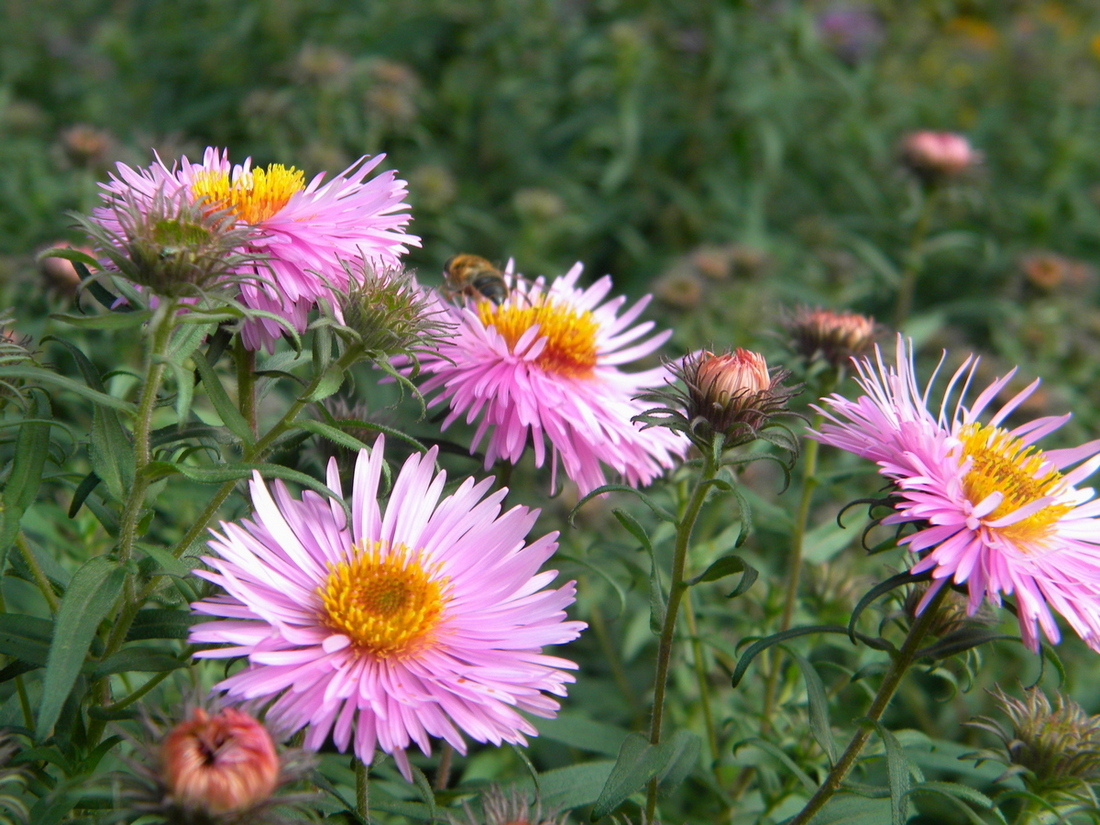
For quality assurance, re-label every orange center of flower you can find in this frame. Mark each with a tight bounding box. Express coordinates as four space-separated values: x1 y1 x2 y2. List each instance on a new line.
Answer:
477 298 600 377
318 541 448 658
958 422 1071 542
190 164 305 224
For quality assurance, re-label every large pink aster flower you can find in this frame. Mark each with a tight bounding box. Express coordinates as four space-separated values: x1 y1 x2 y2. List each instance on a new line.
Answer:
415 261 687 496
189 436 585 779
95 147 418 350
812 336 1100 651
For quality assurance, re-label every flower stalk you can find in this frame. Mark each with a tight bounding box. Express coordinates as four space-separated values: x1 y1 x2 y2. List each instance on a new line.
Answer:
646 448 720 820
786 584 949 825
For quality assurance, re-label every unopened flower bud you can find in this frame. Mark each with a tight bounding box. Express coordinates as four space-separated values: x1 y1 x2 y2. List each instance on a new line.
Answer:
900 131 980 183
449 785 569 825
970 688 1100 802
162 707 279 815
636 348 801 452
331 263 453 360
76 187 259 299
784 306 876 369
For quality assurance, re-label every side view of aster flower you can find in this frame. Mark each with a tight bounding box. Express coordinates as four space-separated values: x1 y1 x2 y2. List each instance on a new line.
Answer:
812 335 1100 651
190 436 586 780
94 147 419 351
413 261 688 496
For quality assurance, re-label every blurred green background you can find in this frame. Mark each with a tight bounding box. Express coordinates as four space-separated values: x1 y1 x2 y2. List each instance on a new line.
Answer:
9 0 1100 435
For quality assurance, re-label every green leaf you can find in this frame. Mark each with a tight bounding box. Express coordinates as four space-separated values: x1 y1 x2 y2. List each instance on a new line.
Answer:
848 571 927 643
591 733 663 818
192 350 254 446
611 509 653 554
784 647 837 764
860 718 915 825
48 310 151 330
0 367 134 412
37 557 127 740
731 625 849 687
686 553 758 599
914 628 1017 661
807 794 893 825
125 609 198 641
569 485 677 526
293 418 372 452
68 472 101 518
0 614 53 665
536 713 631 757
591 731 701 818
535 761 615 811
732 737 817 793
90 647 186 679
908 780 1001 825
304 361 349 402
0 390 52 570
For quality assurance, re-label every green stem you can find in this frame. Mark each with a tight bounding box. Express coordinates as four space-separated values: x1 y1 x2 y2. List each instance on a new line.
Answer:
117 299 177 565
786 585 950 825
355 757 370 822
15 532 58 612
235 338 257 438
894 187 938 330
762 425 821 727
645 450 719 821
434 742 453 791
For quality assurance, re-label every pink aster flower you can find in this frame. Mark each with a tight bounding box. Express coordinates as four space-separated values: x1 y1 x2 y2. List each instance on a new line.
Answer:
812 336 1100 651
415 261 687 496
95 147 419 351
189 436 585 780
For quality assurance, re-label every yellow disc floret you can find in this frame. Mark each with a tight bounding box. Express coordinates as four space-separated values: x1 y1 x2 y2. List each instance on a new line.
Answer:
191 164 305 224
478 297 600 378
958 422 1071 542
318 541 449 659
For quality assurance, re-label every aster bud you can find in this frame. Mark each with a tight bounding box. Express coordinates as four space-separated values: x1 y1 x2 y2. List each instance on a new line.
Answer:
969 688 1100 803
326 262 454 362
637 348 801 454
899 131 980 184
162 707 279 815
449 785 570 825
114 703 314 825
75 187 259 299
783 306 876 370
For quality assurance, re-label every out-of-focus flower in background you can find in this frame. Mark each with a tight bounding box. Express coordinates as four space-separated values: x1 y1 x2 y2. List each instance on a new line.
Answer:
899 130 981 183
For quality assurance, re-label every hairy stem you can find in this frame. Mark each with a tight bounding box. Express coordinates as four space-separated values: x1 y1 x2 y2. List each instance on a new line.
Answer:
15 531 58 612
645 451 719 821
786 585 949 825
355 756 371 822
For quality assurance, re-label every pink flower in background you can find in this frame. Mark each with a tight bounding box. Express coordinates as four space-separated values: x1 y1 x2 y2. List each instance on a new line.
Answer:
416 262 687 496
812 336 1100 651
95 147 419 350
190 437 585 780
899 131 980 182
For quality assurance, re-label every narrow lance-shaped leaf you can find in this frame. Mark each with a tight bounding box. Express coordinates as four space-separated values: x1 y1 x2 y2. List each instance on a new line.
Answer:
36 557 126 740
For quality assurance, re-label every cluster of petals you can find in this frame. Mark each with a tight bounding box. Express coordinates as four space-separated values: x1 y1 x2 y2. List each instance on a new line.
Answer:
95 147 418 350
189 436 585 780
812 336 1100 651
415 261 687 496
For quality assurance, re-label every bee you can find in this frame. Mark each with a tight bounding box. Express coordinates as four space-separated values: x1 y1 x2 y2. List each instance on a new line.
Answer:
442 254 509 306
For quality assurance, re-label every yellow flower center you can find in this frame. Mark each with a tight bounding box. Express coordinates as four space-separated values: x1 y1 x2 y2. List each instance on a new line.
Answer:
477 298 600 378
190 164 305 224
318 541 448 659
958 422 1071 542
